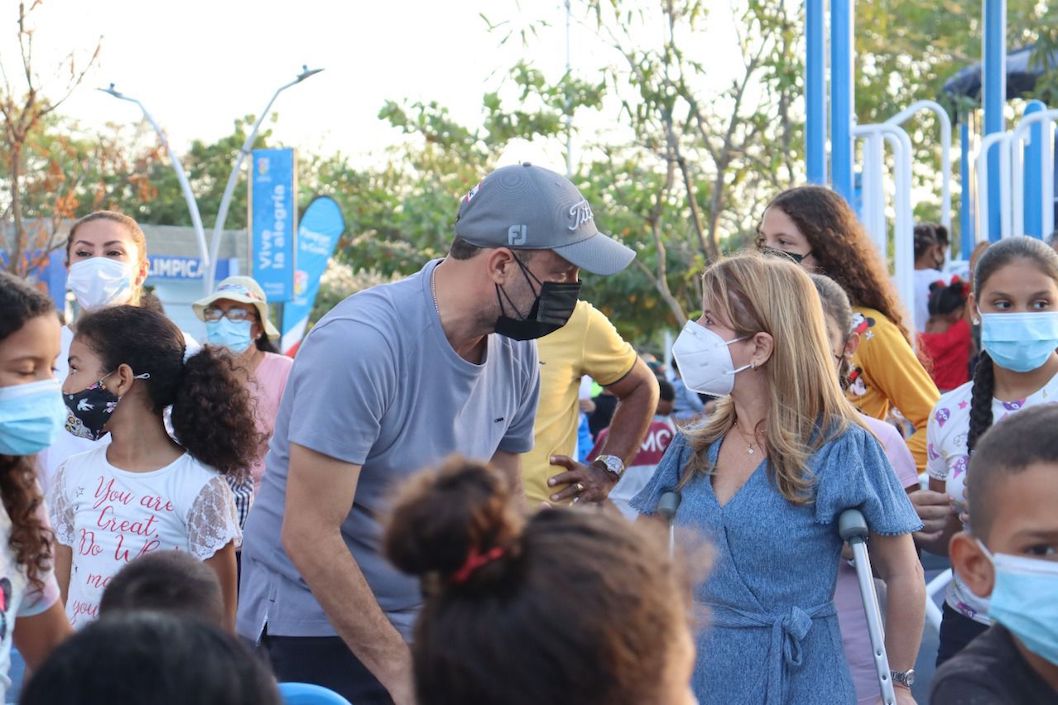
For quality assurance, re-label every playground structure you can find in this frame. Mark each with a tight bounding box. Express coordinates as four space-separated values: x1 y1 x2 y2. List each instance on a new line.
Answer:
804 0 1056 334
803 0 1058 635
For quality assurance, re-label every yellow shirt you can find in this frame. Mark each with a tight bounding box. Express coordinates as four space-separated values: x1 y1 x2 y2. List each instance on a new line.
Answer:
847 306 940 471
522 301 637 504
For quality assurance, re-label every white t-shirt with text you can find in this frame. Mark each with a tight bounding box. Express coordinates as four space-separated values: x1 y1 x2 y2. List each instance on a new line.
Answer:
48 446 240 628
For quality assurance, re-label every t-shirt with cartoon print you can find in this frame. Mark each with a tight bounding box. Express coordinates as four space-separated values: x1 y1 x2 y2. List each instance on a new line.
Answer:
47 446 240 628
926 370 1058 624
0 501 60 701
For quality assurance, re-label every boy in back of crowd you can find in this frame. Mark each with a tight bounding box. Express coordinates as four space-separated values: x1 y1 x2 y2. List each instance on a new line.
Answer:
931 405 1058 704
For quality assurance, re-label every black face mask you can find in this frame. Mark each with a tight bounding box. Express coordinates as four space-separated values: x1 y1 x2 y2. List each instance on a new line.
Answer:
494 258 580 341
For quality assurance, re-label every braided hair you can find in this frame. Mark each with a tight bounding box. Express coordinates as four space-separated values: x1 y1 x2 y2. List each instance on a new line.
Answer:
966 237 1058 454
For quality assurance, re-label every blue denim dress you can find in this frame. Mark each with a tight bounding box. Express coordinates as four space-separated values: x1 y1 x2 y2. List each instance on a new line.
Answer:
632 423 921 705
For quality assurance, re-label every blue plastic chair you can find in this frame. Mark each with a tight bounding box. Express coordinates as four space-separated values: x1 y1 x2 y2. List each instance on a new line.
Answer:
277 682 353 705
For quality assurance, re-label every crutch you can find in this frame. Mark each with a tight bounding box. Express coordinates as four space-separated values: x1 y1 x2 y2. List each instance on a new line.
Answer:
839 508 897 705
658 490 681 556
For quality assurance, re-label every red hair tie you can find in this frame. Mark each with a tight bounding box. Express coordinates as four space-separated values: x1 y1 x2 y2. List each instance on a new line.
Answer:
451 546 505 585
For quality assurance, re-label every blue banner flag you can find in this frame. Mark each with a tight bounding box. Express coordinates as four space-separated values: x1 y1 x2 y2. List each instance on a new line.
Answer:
249 148 297 301
280 196 345 353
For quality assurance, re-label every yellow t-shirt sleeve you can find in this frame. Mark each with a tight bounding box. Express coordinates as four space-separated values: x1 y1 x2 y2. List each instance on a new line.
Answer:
580 303 638 387
856 312 940 470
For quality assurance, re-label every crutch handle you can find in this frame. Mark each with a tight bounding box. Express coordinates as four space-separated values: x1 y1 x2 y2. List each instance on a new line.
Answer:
657 491 681 521
838 508 869 544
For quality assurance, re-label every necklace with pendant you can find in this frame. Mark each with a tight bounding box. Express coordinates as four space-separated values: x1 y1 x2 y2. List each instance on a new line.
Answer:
734 422 759 455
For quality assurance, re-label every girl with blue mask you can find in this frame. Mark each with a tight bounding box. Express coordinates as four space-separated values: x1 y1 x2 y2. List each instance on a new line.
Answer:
0 272 75 701
935 405 1058 700
192 277 293 530
923 235 1058 668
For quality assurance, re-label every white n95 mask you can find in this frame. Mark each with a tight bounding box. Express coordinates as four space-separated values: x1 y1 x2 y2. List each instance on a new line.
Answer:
671 321 751 397
67 257 136 311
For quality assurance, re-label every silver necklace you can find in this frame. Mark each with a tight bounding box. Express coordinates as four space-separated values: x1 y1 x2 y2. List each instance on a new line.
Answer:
733 423 759 455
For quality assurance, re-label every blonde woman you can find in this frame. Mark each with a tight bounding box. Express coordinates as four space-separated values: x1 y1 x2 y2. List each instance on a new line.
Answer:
633 254 925 705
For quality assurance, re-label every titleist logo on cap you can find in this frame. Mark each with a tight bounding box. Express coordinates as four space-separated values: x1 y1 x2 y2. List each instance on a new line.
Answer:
568 199 594 231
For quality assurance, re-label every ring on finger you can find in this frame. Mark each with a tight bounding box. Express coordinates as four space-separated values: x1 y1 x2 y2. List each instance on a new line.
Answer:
574 482 586 493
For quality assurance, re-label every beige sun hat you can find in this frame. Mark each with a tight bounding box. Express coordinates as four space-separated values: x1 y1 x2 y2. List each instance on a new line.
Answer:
193 276 281 340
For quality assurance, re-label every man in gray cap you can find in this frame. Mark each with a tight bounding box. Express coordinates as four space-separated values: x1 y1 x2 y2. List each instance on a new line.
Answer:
237 163 635 705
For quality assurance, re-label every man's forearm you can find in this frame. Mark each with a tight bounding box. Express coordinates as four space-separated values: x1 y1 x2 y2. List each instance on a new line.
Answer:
599 385 657 465
285 523 411 694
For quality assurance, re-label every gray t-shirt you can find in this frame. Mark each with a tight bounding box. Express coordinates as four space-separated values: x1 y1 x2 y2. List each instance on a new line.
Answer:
237 260 540 641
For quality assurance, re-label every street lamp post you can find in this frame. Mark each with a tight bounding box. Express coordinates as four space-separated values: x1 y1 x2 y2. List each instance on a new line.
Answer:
98 84 210 271
204 65 323 294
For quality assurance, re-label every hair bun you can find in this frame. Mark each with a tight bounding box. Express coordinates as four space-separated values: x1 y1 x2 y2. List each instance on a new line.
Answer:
384 456 523 587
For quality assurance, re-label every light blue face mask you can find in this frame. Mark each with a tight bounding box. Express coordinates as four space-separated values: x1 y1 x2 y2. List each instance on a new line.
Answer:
0 379 67 456
979 310 1058 373
205 318 254 355
978 540 1058 666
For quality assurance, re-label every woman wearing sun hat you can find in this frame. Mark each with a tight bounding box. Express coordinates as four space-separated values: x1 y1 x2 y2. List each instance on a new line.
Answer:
193 276 293 528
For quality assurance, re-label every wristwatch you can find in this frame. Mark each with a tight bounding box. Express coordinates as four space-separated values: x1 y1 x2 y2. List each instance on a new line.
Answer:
890 669 915 688
593 455 625 480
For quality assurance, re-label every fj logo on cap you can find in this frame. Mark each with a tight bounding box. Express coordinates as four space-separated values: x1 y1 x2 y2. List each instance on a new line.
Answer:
508 224 528 246
568 200 594 231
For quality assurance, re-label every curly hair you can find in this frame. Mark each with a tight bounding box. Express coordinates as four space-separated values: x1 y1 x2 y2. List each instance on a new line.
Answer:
74 306 262 478
764 186 912 342
0 271 59 591
967 236 1058 455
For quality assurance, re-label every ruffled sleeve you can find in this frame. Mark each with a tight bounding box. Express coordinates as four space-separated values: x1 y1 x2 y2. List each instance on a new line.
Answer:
186 475 242 559
630 432 691 516
813 424 923 536
46 461 75 547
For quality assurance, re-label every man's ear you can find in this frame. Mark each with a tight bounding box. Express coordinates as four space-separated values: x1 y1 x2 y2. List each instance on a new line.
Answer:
485 248 519 286
750 332 774 368
951 531 995 599
844 331 861 359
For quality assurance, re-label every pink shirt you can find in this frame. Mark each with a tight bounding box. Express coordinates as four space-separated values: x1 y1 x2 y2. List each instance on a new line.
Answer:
835 415 919 704
249 353 294 492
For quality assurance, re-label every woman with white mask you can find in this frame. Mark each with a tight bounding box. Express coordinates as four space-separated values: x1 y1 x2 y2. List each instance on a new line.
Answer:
192 276 292 529
39 211 197 491
632 254 925 705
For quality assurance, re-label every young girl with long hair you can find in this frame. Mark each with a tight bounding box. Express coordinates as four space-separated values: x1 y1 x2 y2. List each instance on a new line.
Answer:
41 211 197 491
48 306 254 630
634 254 924 705
757 186 940 471
924 236 1058 665
0 272 73 699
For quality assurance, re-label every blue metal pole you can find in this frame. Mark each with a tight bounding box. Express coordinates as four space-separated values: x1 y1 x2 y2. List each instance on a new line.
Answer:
960 119 975 255
805 0 826 184
983 0 1006 242
1023 100 1045 238
830 0 854 202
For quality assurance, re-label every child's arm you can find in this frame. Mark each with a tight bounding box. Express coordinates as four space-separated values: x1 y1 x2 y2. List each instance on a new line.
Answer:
54 543 72 605
14 601 72 672
203 541 237 632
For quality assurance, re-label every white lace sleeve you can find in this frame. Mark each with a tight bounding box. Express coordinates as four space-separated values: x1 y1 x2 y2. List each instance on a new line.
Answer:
46 462 75 546
186 475 243 559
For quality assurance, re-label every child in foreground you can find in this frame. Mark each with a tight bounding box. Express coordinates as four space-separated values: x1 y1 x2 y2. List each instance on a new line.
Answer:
931 405 1058 703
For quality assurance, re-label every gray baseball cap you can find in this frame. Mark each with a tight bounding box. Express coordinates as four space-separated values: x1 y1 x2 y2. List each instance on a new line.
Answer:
454 163 636 275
